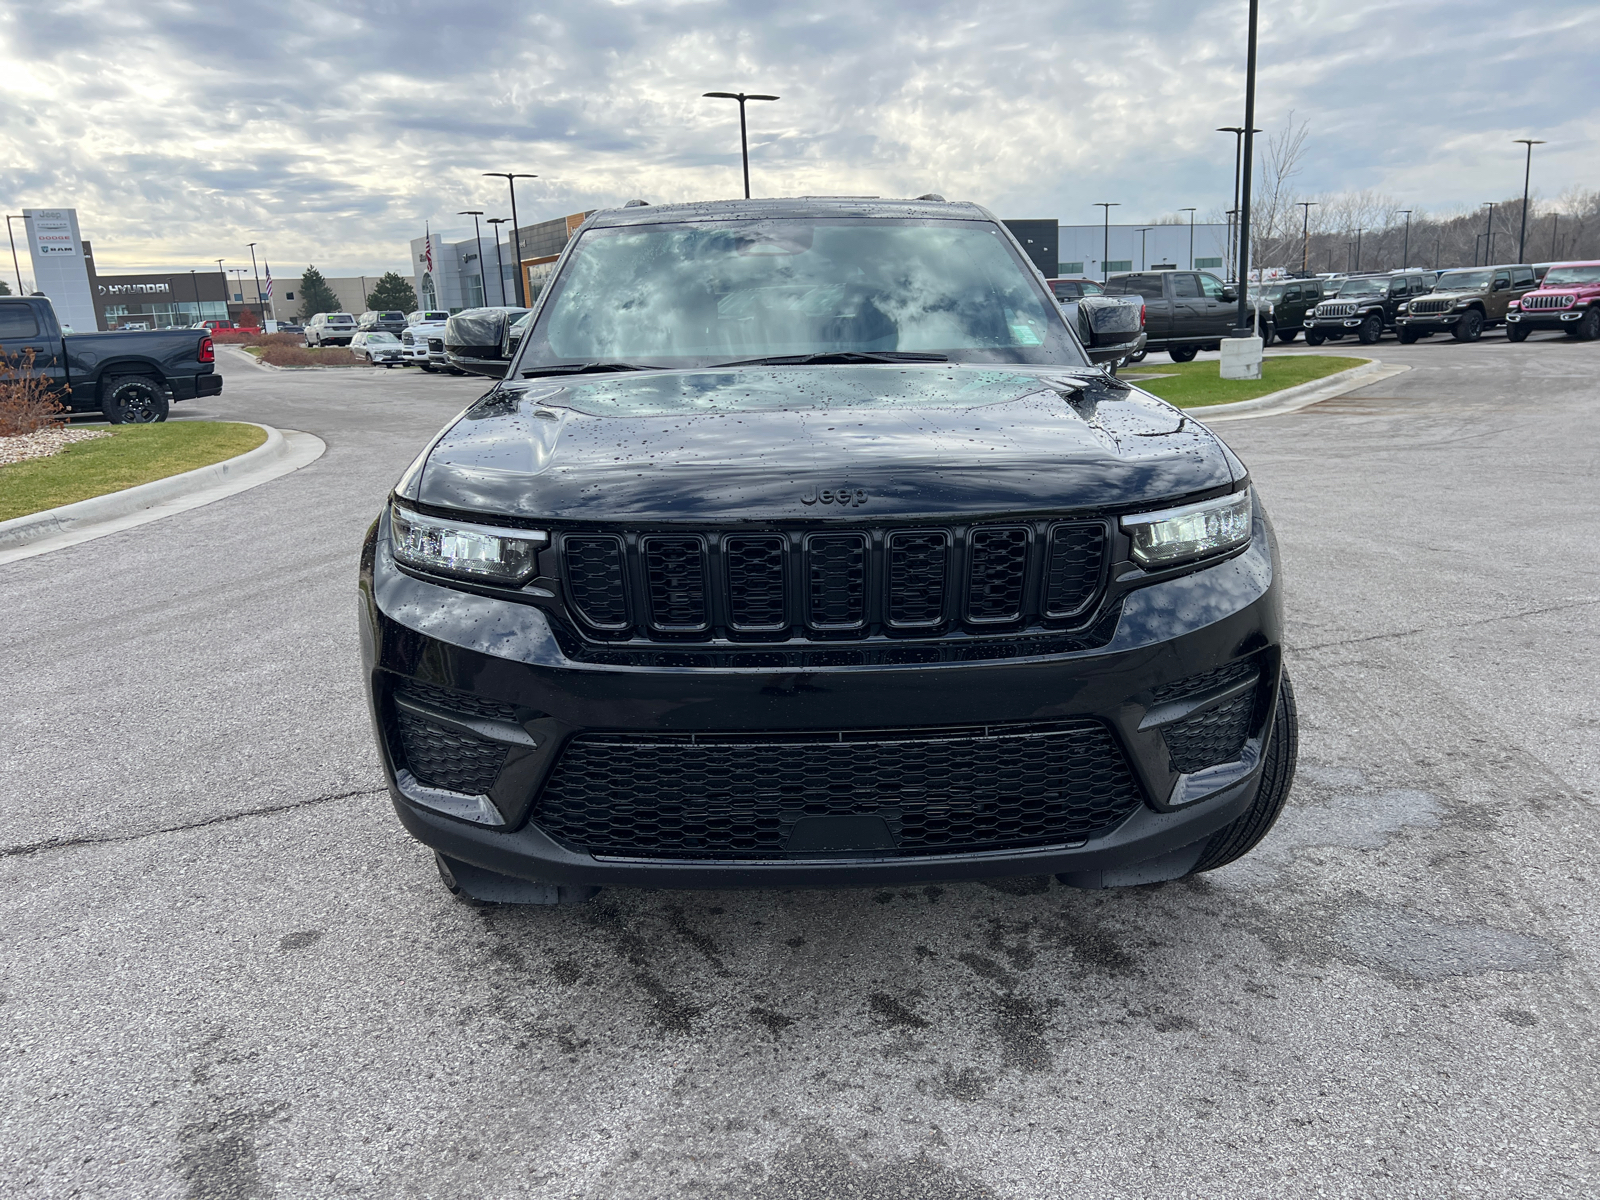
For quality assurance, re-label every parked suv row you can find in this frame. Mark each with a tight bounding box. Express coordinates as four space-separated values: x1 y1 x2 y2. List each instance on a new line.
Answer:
1394 265 1537 342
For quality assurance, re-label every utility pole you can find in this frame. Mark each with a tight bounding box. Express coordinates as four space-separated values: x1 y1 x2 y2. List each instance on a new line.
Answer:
1395 211 1412 270
5 215 23 294
1513 139 1545 264
1353 227 1363 273
1179 208 1196 269
1481 202 1496 266
483 172 538 307
1297 201 1318 276
1093 203 1120 281
703 92 780 199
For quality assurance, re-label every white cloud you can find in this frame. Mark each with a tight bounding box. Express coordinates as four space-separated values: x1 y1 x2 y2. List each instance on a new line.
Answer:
1 0 1595 274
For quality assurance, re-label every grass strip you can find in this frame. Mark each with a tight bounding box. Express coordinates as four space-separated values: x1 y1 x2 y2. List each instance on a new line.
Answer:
1127 355 1368 408
0 421 267 522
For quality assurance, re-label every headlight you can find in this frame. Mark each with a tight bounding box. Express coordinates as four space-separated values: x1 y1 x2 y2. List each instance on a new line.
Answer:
1398 302 1408 312
1455 300 1471 309
1121 489 1253 569
389 502 546 584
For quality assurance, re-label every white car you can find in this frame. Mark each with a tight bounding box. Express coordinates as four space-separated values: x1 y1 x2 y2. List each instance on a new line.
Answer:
402 318 449 371
305 312 357 346
351 330 404 366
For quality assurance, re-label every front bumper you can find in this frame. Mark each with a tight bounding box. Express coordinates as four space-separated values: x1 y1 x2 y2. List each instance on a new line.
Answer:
1395 312 1465 330
1305 315 1369 330
359 506 1284 890
1506 310 1584 328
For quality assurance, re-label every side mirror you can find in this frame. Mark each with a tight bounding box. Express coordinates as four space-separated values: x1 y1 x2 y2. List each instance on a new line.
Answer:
1221 287 1237 302
1493 279 1509 291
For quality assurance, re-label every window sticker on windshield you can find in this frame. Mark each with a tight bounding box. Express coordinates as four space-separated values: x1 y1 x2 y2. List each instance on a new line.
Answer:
1008 324 1043 345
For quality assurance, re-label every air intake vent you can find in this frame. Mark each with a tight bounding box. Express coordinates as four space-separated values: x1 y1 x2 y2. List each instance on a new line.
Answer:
565 536 629 629
643 535 708 630
967 526 1029 622
807 534 867 629
887 531 949 627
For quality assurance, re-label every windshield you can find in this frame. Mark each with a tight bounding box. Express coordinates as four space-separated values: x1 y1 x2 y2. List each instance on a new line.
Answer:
1251 286 1283 301
1436 270 1490 290
516 217 1086 370
327 315 354 325
1542 265 1600 286
1334 278 1385 297
366 332 400 343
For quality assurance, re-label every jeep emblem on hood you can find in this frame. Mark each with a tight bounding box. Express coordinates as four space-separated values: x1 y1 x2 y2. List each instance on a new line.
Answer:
802 487 869 507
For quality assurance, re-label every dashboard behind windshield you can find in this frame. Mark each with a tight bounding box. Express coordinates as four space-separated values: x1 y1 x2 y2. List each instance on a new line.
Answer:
516 217 1087 370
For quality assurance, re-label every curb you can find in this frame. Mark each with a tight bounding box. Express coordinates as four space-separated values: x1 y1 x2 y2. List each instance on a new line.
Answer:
1179 356 1408 423
0 422 327 563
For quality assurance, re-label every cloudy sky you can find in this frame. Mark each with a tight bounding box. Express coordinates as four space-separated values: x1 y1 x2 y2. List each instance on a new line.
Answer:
2 0 1596 277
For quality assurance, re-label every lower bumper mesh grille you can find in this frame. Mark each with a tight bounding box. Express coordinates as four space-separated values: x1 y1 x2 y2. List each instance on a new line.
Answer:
1162 689 1255 774
395 709 507 794
534 722 1143 859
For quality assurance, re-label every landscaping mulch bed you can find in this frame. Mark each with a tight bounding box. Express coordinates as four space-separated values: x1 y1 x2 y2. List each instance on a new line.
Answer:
0 427 111 468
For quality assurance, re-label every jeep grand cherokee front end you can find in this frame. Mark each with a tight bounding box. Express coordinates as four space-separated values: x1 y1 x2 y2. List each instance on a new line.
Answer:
358 198 1298 905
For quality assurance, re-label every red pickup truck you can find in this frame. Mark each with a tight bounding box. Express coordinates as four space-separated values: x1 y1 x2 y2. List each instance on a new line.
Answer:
1505 261 1600 342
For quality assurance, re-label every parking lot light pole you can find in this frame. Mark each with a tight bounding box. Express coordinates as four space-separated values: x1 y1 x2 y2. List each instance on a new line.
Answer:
1179 208 1196 269
1093 203 1119 281
1217 123 1260 284
1135 227 1154 271
1232 0 1261 333
458 211 487 307
1550 212 1560 259
1513 139 1545 264
1395 210 1412 270
703 92 780 199
487 218 511 305
247 243 266 327
1353 227 1363 273
6 215 23 294
483 172 537 307
1481 202 1496 266
215 260 226 308
1296 201 1317 275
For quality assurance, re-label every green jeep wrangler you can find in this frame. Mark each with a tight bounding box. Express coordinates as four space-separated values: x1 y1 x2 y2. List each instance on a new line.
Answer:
1394 264 1537 342
1250 278 1326 343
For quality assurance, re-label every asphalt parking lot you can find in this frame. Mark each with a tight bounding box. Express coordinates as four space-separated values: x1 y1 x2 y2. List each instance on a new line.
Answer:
4 331 1598 1199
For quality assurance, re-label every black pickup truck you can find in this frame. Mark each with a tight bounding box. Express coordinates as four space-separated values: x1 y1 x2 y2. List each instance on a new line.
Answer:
1103 270 1258 361
0 294 223 423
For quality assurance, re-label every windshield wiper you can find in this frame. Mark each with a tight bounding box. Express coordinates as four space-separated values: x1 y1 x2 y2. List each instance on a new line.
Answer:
714 351 951 367
520 361 666 378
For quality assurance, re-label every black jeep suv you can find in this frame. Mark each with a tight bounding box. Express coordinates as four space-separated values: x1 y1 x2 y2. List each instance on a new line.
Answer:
1304 272 1434 345
359 198 1296 905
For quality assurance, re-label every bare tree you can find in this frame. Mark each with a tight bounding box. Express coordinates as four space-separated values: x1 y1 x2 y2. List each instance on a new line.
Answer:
1250 112 1310 271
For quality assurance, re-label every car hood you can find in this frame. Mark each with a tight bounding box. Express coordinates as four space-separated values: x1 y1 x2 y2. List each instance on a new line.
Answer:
409 366 1239 522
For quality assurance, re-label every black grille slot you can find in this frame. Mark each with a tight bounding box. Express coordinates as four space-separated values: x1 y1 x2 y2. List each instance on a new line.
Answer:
1150 661 1258 706
1044 523 1105 618
397 680 520 723
807 534 867 629
395 709 507 793
1163 689 1255 774
535 722 1143 859
564 536 629 629
725 536 787 630
887 531 948 627
967 526 1029 622
643 535 708 630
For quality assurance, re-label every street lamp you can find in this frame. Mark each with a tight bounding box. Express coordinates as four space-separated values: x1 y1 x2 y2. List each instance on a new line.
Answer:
1353 227 1364 273
1550 211 1561 260
458 211 487 307
702 92 779 199
1179 208 1196 269
1514 139 1545 264
1135 227 1154 272
1217 122 1261 283
246 242 266 327
5 215 23 294
1093 203 1120 281
1296 201 1318 276
483 172 537 306
486 218 512 305
1395 210 1412 270
215 259 226 308
1481 202 1496 266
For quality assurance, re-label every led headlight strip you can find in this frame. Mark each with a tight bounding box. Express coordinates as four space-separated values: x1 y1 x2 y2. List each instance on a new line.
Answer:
390 502 547 584
1121 488 1252 569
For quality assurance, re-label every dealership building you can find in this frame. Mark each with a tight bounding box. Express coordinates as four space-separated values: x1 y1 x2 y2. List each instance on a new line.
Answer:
410 212 594 314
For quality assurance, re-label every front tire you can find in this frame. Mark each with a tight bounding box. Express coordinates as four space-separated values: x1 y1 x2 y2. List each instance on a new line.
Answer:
1189 673 1299 874
1452 309 1484 342
1168 346 1199 363
1303 330 1326 347
1397 327 1419 344
1506 323 1530 343
1578 308 1600 341
1276 329 1298 344
100 375 169 424
1357 314 1383 344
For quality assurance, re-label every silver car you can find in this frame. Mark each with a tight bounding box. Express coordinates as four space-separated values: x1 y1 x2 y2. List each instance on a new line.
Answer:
351 331 404 366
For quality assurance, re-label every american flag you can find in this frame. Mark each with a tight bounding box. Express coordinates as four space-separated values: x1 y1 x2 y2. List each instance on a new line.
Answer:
263 262 273 298
424 224 434 273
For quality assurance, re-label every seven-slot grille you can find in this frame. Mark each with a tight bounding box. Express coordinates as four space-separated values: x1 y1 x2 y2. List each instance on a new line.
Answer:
559 521 1108 642
1316 302 1357 317
1408 297 1454 315
1521 293 1574 311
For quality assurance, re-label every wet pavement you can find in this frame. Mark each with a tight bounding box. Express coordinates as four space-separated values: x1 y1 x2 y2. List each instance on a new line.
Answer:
3 333 1598 1198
